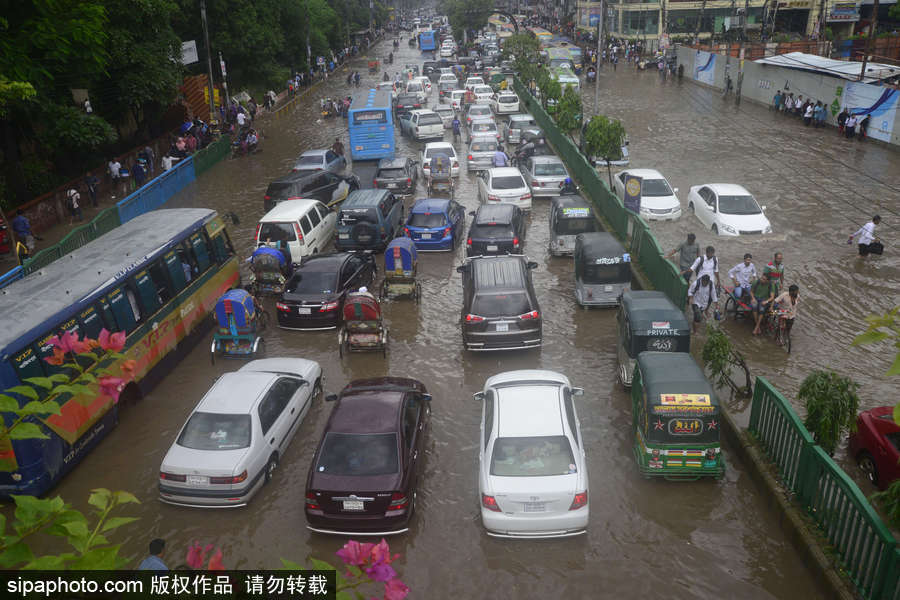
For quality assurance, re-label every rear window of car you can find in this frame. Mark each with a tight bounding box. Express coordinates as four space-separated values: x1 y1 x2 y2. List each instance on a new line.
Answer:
409 213 447 228
339 207 378 225
265 182 293 198
469 107 491 117
296 155 321 166
491 175 525 190
474 86 492 94
177 412 251 450
425 146 455 159
418 114 442 125
397 94 418 104
258 222 296 243
286 271 338 295
472 292 529 317
316 432 399 476
470 141 497 152
499 95 517 103
490 436 576 477
407 83 423 92
377 168 406 179
534 162 567 176
471 122 496 133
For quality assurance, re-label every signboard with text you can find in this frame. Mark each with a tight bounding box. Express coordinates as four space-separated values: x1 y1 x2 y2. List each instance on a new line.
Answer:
828 2 860 21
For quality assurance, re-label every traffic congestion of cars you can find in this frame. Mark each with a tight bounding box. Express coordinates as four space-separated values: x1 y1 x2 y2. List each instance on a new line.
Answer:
163 18 737 539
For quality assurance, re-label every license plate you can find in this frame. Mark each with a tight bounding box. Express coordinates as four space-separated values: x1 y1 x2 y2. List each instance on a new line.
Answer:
187 475 208 486
343 500 364 511
604 285 613 292
524 502 545 513
387 183 397 189
486 245 498 252
495 323 509 332
339 234 349 239
421 233 432 239
299 307 311 315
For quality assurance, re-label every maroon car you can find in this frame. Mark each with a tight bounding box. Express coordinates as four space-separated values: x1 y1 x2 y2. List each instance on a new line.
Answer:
848 406 900 490
305 377 431 535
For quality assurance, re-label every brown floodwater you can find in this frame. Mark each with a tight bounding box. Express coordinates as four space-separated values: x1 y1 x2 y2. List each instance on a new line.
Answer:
43 39 900 597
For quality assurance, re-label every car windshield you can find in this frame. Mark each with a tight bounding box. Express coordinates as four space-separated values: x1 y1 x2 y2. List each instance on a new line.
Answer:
467 78 484 85
471 224 513 239
377 168 407 179
418 114 442 125
258 222 297 243
534 162 567 176
472 123 496 133
409 212 447 228
471 141 497 152
316 432 399 476
499 96 517 103
718 194 761 215
425 147 454 159
490 435 576 477
491 175 525 190
475 86 492 94
642 178 674 197
472 292 530 316
555 217 597 235
582 263 630 284
296 155 322 166
286 271 338 295
177 412 251 451
339 208 378 224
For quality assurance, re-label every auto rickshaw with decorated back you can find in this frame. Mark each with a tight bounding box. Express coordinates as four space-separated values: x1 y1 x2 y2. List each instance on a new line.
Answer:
211 289 266 363
616 291 690 388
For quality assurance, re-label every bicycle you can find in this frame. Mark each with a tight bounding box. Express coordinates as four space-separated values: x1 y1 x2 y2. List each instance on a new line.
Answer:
761 308 792 353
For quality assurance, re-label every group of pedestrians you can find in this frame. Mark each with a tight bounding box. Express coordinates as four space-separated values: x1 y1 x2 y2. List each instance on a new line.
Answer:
772 91 829 128
836 108 871 140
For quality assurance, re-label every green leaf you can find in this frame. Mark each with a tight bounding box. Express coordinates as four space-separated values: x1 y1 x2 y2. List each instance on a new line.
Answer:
112 490 140 505
21 554 68 570
69 545 125 570
0 541 34 568
280 558 304 569
310 557 337 572
18 400 60 416
0 395 20 412
77 352 99 363
6 386 38 401
8 423 48 440
887 352 900 377
894 403 900 426
22 377 54 390
100 516 138 533
0 513 5 536
88 489 110 511
48 374 70 383
851 330 890 346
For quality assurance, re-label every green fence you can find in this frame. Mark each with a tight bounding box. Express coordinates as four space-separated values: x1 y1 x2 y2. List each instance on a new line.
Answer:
513 77 687 307
193 135 232 176
23 206 122 275
749 377 899 599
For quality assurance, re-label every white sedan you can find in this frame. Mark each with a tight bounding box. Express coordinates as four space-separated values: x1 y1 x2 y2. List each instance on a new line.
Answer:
472 85 494 103
477 167 532 211
476 370 588 539
687 183 772 236
612 169 682 221
421 142 460 177
158 358 322 508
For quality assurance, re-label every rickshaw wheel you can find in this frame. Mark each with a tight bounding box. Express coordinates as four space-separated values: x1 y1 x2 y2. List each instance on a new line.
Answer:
253 338 266 358
724 296 736 320
415 283 421 303
338 328 348 358
210 340 217 365
382 329 389 358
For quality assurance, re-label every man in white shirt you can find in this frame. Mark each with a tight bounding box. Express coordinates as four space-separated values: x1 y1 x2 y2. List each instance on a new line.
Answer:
108 159 121 199
687 246 720 288
849 215 881 256
236 110 246 128
727 253 756 300
688 274 718 333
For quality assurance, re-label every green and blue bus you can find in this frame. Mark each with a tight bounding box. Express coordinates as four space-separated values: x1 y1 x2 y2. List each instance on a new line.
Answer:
348 89 396 161
0 208 239 497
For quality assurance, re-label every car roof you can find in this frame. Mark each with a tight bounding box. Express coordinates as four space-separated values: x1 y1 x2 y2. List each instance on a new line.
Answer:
509 114 535 121
471 256 527 289
410 109 436 116
622 168 665 179
475 203 516 224
621 291 690 333
552 195 593 210
377 158 409 169
702 183 752 195
341 189 390 207
237 358 318 378
329 390 404 433
260 198 321 221
424 142 454 150
637 352 717 404
488 167 522 177
198 372 276 413
412 198 451 213
486 369 571 389
269 171 320 185
531 155 563 164
299 149 328 157
576 232 626 257
496 384 564 437
293 252 350 271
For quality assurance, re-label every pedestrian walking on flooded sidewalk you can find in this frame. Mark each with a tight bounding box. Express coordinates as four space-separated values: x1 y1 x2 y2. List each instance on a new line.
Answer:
665 232 700 285
848 215 882 257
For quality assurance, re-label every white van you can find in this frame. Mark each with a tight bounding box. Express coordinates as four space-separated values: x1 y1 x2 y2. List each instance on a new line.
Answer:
256 199 336 264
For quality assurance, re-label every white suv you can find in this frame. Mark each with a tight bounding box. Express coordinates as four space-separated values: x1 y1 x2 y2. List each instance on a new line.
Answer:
476 370 588 539
409 109 444 140
256 199 336 264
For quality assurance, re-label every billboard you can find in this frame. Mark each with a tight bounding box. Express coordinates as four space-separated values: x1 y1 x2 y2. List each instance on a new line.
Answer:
841 82 899 144
693 50 716 86
828 2 860 21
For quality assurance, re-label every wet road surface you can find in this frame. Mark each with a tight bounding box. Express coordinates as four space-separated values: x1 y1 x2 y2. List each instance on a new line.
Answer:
44 40 895 597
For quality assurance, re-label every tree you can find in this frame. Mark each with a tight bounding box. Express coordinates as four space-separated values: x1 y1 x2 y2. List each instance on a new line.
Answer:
583 115 626 188
798 370 860 456
555 85 582 139
447 0 491 44
501 33 541 78
889 3 900 21
852 306 900 378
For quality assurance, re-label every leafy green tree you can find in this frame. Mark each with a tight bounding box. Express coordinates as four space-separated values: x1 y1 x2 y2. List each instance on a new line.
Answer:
701 327 753 397
555 85 582 139
852 306 900 378
798 370 860 456
583 115 626 188
501 33 541 77
447 0 491 44
889 4 900 21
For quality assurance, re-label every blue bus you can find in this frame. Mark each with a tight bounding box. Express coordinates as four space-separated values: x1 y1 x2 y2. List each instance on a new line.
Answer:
0 208 239 497
348 89 395 161
418 30 436 51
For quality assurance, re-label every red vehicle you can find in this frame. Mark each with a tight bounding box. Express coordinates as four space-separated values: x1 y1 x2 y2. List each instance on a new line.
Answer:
848 406 900 490
305 377 431 536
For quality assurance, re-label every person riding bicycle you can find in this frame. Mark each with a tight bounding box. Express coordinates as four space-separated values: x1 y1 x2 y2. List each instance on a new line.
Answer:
492 146 509 167
561 177 577 195
772 284 800 337
451 116 461 140
749 273 776 336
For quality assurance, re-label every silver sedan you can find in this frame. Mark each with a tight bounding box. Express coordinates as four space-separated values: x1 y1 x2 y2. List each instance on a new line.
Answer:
519 155 569 197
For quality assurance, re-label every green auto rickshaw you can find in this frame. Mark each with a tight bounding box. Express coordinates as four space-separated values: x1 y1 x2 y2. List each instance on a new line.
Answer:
631 352 725 480
616 291 690 388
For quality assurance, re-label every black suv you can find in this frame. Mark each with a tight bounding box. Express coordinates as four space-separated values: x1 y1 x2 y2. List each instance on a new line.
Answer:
466 204 526 257
394 93 422 119
374 157 418 195
456 255 541 352
264 171 360 212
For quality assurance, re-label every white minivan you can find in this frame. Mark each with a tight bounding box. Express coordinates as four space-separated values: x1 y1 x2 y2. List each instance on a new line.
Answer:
256 199 336 264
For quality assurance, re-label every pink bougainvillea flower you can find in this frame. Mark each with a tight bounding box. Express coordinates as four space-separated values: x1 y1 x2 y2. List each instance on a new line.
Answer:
336 540 375 566
120 359 137 379
369 539 399 565
186 542 214 570
365 561 396 583
382 578 409 600
207 549 225 570
44 347 67 366
98 328 126 352
48 331 89 355
98 376 126 403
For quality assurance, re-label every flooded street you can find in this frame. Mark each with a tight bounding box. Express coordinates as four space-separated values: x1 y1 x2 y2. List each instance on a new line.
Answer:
45 39 900 597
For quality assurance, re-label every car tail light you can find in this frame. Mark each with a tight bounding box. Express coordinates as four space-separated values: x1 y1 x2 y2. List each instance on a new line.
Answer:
294 222 304 241
373 178 378 186
255 223 261 240
305 492 321 510
466 237 472 246
587 288 593 299
276 302 290 311
443 226 451 237
406 178 411 185
513 236 519 247
569 491 588 510
520 193 532 201
466 314 485 322
320 301 339 312
468 154 473 160
414 103 421 108
519 310 539 320
481 494 501 512
210 470 248 485
159 472 186 482
264 195 271 201
388 492 409 510
487 194 500 202
404 227 411 237
533 181 542 187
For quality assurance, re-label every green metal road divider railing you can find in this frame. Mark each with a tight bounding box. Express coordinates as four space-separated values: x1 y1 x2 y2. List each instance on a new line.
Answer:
193 135 233 176
512 77 687 308
749 377 899 599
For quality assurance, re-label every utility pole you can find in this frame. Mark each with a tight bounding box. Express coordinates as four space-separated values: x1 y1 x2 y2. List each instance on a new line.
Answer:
859 0 879 81
218 52 229 107
736 0 749 105
306 0 312 75
199 0 216 119
694 0 708 45
594 0 604 117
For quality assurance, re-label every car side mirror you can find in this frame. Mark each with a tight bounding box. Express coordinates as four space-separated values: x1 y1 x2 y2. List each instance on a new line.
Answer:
473 391 484 402
325 393 338 402
456 265 466 273
527 261 538 270
421 393 433 402
571 387 584 397
673 187 679 193
761 205 767 211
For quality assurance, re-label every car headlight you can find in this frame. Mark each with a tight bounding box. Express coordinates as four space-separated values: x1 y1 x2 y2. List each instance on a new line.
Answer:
763 225 772 234
722 224 737 234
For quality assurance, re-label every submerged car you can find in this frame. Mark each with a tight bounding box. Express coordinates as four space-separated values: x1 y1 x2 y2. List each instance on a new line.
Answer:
613 169 682 221
373 157 418 195
466 203 526 257
520 156 569 197
849 406 900 490
159 358 323 508
476 370 588 538
477 167 532 211
404 197 465 251
687 183 772 236
466 136 500 171
305 378 432 535
292 149 346 175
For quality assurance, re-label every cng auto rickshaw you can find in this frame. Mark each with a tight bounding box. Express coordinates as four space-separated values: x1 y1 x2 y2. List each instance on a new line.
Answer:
616 291 691 388
211 289 266 363
549 196 598 256
380 237 420 301
574 232 631 307
631 352 725 480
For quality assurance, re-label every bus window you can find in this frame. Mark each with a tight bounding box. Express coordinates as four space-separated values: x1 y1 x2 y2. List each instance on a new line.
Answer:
210 231 234 264
148 260 173 303
189 232 211 273
35 332 67 376
163 250 187 293
11 346 46 382
78 305 105 339
177 246 198 283
133 269 162 314
107 287 138 333
97 297 119 332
